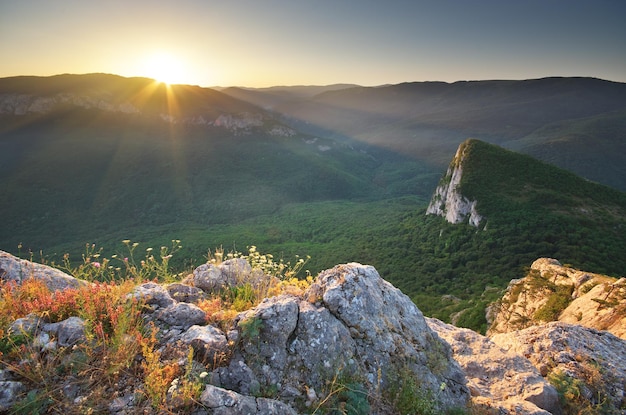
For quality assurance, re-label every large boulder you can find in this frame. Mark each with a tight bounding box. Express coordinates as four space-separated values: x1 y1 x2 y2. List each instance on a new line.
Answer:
214 263 470 413
0 250 86 292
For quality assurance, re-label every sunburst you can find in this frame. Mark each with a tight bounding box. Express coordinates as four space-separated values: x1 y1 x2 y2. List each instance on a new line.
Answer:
142 52 186 85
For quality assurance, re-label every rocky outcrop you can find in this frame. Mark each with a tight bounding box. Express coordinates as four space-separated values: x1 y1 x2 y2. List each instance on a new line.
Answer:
214 263 470 413
492 322 626 413
4 251 625 414
0 250 87 292
488 258 626 339
426 141 484 227
427 318 560 415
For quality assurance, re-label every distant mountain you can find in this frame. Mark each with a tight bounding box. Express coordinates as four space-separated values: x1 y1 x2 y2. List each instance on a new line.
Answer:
221 84 358 110
222 77 626 192
0 73 265 120
0 74 426 255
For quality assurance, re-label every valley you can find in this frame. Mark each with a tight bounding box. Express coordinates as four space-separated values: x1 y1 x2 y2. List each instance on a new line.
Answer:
1 74 625 331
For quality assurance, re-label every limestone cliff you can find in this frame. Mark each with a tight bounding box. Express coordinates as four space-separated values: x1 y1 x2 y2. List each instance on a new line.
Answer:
426 140 484 227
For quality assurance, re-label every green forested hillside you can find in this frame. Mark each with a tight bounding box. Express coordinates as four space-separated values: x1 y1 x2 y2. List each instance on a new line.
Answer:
2 75 625 333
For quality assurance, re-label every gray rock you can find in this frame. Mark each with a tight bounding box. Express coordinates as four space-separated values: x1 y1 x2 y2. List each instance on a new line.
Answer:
213 357 260 395
192 263 227 293
0 381 24 411
166 283 205 303
200 384 258 414
156 302 206 329
285 300 358 389
181 325 229 364
44 316 86 347
236 295 299 388
199 384 296 415
219 258 253 285
0 250 86 292
130 282 175 308
256 397 298 414
312 263 469 411
191 258 268 295
221 263 470 413
108 394 135 413
8 313 43 337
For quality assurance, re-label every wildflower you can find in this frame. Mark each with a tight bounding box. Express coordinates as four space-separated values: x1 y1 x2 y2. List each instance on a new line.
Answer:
124 257 128 262
199 372 208 380
122 239 131 244
93 262 101 268
146 247 153 252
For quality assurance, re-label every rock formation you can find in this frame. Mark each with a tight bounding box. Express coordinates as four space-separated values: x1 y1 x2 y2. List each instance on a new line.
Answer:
488 258 626 339
427 318 560 414
426 140 484 227
2 250 625 414
492 322 626 413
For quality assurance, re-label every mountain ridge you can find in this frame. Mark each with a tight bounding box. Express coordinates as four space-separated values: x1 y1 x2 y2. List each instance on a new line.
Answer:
222 76 626 191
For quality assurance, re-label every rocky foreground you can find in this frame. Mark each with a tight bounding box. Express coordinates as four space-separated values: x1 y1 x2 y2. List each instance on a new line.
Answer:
1 250 625 414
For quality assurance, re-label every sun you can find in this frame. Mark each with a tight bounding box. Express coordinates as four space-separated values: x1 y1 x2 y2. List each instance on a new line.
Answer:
143 52 186 85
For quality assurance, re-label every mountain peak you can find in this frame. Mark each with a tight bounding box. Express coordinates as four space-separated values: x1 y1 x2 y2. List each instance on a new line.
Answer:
426 139 484 227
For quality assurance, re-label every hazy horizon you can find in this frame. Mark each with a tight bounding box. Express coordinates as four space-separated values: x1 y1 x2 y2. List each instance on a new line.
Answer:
2 0 625 88
3 72 626 91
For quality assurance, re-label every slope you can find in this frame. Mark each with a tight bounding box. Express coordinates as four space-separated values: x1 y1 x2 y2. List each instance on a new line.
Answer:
226 77 626 191
414 139 626 330
0 74 431 256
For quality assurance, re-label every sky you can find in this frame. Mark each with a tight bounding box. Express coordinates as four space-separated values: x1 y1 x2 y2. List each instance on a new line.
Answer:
1 0 625 88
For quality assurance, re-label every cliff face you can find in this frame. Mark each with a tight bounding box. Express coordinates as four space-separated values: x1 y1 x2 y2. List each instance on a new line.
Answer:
426 141 484 227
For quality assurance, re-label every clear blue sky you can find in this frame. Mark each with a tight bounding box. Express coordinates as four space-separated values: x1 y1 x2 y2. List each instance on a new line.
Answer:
1 0 625 87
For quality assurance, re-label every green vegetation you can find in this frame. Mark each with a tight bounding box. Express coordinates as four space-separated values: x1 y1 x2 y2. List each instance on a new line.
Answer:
312 371 370 415
2 76 626 333
549 367 612 414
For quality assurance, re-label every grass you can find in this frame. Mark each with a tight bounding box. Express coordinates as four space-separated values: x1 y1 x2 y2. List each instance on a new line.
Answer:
0 243 314 413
